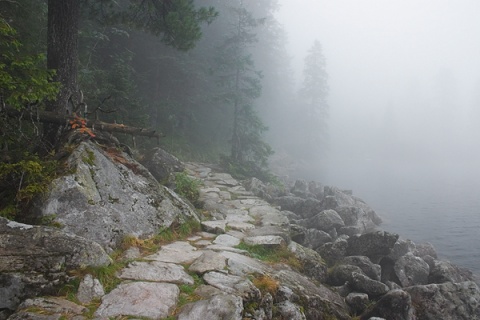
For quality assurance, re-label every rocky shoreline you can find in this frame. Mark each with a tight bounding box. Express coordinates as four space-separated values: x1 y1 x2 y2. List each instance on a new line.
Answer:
1 140 479 319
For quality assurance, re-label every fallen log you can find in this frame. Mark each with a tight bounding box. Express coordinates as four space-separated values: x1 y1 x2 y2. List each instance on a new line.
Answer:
2 106 162 139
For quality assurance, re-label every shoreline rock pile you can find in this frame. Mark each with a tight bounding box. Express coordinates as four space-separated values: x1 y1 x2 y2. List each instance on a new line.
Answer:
1 143 479 319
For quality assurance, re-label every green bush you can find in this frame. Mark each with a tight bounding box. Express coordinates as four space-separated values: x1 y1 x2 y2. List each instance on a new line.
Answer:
0 153 59 220
174 172 200 206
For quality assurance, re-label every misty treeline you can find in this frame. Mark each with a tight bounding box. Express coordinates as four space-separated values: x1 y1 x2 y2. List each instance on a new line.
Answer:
0 0 329 181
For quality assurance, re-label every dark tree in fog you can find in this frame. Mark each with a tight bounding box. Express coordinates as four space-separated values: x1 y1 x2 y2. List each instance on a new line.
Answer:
43 0 217 147
299 39 329 158
214 2 272 168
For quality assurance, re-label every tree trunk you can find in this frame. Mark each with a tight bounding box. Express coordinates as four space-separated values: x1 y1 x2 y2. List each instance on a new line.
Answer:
44 0 80 147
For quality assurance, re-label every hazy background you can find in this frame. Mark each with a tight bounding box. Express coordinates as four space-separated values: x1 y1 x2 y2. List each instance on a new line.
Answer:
275 0 480 271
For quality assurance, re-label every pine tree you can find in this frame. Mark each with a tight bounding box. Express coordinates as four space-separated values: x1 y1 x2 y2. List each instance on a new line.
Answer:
214 2 272 175
298 39 329 159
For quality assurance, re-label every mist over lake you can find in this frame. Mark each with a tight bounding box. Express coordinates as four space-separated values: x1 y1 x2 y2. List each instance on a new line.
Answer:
276 0 480 275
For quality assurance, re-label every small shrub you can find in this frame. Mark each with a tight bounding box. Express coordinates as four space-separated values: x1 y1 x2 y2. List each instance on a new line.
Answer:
174 172 200 206
252 274 279 296
0 153 59 220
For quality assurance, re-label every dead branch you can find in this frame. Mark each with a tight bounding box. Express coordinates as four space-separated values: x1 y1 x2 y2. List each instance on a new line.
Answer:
2 106 162 139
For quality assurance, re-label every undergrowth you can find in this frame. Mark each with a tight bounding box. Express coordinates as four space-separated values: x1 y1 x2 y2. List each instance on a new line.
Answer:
174 172 201 207
235 242 303 271
120 218 201 255
0 152 60 220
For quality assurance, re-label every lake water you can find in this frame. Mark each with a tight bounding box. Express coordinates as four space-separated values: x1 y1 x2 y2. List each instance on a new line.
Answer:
326 160 480 274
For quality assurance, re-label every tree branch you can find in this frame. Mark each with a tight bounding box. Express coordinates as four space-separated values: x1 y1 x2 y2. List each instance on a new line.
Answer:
2 106 162 139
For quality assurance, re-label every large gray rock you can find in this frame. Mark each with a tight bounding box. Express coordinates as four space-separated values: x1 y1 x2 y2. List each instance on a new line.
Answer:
323 186 382 226
145 241 203 264
273 268 351 320
221 251 271 276
275 300 306 320
318 237 348 266
428 260 475 284
346 231 399 262
361 289 415 320
291 179 312 198
394 253 429 287
290 224 332 249
351 272 389 297
327 264 365 286
119 261 194 284
388 239 417 261
140 147 185 184
273 196 323 219
406 281 480 320
94 281 179 319
177 294 243 320
288 242 327 283
243 235 286 248
32 141 198 250
297 209 345 232
203 271 260 300
341 256 381 281
0 218 110 311
346 292 369 315
76 274 104 304
189 251 227 275
7 297 87 320
414 242 438 259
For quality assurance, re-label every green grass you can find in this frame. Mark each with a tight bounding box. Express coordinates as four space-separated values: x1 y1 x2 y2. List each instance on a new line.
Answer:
235 242 302 270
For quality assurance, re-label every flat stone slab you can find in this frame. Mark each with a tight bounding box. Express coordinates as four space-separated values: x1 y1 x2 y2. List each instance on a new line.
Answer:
197 231 217 239
203 271 258 296
261 212 290 227
213 234 241 247
205 244 248 254
247 225 290 241
119 261 194 284
94 282 179 319
226 230 247 240
244 235 286 248
187 235 202 241
221 251 271 276
201 187 221 193
177 294 243 320
202 220 227 234
219 191 232 200
145 241 202 264
224 210 253 222
227 221 256 232
249 205 280 217
194 239 213 247
11 297 86 319
189 250 227 274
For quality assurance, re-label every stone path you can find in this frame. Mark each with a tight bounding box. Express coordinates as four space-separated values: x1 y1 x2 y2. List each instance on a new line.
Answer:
87 162 300 319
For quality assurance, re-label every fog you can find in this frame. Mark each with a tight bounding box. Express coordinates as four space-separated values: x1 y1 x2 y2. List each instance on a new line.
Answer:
276 0 480 189
275 1 480 269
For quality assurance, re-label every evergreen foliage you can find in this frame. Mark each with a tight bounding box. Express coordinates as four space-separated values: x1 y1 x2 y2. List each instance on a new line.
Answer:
0 153 59 220
296 39 330 168
0 0 332 205
0 19 59 110
212 2 273 178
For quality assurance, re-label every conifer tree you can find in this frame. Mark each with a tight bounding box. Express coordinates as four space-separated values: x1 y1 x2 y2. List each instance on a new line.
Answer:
214 2 272 174
298 39 329 159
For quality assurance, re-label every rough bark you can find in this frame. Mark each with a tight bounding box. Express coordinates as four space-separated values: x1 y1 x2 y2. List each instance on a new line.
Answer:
45 0 81 146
